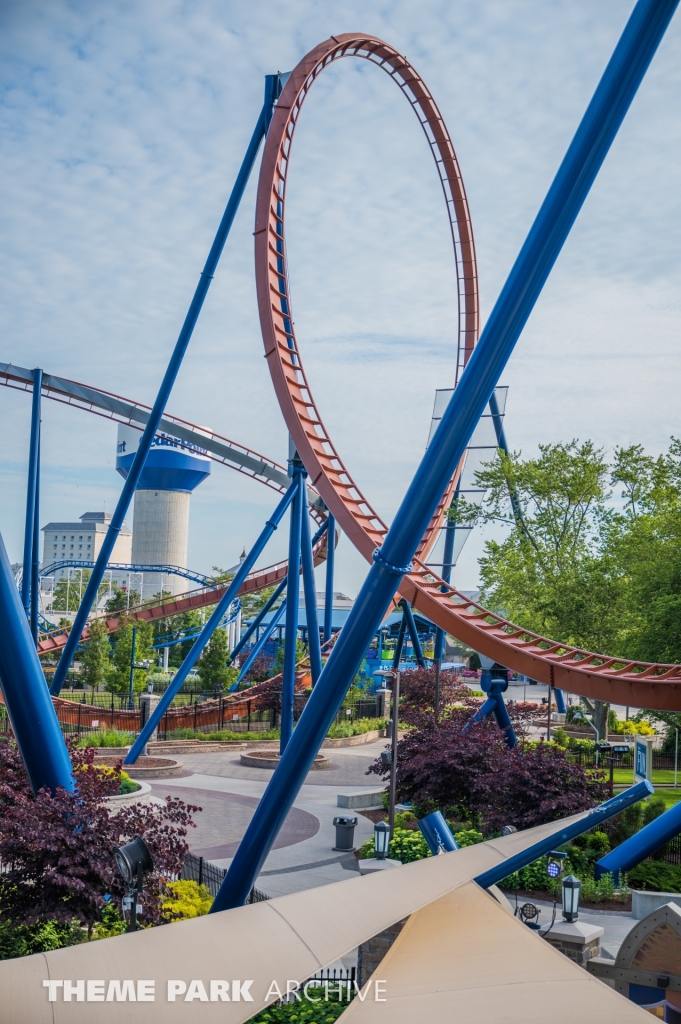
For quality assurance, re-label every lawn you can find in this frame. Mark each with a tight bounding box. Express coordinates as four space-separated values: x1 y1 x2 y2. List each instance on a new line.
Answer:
611 767 680 787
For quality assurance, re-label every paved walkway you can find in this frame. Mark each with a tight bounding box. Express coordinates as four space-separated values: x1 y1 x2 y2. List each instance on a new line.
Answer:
150 740 387 897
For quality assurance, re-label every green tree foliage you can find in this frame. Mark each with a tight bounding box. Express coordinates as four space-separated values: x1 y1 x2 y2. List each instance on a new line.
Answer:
105 587 141 613
52 570 115 613
79 618 111 692
196 628 237 693
108 618 154 693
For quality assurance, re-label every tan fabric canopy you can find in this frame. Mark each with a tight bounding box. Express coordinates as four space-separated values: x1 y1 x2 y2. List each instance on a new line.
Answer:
0 809 628 1022
338 881 648 1024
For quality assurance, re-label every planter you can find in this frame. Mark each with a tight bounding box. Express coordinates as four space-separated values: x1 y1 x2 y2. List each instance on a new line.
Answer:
240 750 329 770
95 756 184 779
103 781 152 808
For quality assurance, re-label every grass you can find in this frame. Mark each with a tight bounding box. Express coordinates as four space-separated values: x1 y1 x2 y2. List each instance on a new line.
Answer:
611 767 681 786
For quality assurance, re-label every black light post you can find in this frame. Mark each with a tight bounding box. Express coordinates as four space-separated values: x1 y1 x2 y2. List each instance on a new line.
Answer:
374 668 400 839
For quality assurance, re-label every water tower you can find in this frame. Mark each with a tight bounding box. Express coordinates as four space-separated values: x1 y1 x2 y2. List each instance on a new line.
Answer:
116 424 211 595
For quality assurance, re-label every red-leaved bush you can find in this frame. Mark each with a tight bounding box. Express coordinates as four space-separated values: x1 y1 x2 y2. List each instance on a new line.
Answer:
367 708 607 832
0 736 199 930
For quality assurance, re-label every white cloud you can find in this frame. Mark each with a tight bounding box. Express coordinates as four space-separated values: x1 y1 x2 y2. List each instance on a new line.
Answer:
1 0 680 597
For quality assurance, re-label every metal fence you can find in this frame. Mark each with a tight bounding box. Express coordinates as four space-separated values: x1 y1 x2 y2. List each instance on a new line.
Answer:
181 852 269 903
569 749 679 772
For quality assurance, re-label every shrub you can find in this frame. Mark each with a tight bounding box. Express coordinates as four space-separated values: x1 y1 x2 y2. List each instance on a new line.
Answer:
358 827 431 864
367 710 607 832
248 987 351 1024
77 730 136 748
627 860 681 893
0 920 86 960
453 829 484 848
327 718 387 739
0 735 199 936
162 880 213 920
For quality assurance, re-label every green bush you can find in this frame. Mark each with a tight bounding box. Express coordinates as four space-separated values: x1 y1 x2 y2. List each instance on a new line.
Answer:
248 987 351 1024
627 860 681 893
77 729 135 747
498 856 559 894
92 904 127 939
452 828 484 848
0 920 85 960
118 771 140 794
579 873 628 904
327 718 387 739
162 880 213 920
358 827 431 864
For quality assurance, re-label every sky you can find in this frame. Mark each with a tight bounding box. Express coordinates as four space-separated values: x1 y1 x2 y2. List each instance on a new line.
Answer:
1 0 680 599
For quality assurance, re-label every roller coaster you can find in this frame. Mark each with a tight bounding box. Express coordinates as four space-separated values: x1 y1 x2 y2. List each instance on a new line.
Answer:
1 5 680 1019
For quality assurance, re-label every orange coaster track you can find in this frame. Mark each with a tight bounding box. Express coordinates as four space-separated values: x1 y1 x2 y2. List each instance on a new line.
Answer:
256 33 681 712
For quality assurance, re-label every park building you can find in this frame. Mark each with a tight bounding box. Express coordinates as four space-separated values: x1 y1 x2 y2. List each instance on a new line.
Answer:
41 511 132 582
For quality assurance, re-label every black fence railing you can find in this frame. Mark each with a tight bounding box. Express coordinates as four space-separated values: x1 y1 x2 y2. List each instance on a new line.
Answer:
333 698 382 725
569 750 679 772
181 851 269 903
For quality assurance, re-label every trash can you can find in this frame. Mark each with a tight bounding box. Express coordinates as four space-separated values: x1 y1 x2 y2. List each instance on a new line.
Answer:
332 815 358 852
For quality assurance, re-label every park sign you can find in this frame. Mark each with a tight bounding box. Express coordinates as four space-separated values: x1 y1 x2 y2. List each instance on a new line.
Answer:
634 737 654 784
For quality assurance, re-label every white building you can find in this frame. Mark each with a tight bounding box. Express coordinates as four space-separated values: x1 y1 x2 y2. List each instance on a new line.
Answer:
41 511 132 581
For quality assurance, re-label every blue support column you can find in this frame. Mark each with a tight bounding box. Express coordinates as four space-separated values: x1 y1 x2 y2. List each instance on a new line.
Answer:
237 599 287 683
434 486 457 665
211 0 677 911
401 600 426 669
280 464 304 753
391 614 407 672
231 578 287 663
300 486 322 685
125 480 297 763
323 513 335 644
51 76 283 697
595 800 681 883
0 534 73 794
30 420 41 643
475 781 654 890
21 368 42 619
554 688 567 715
418 811 459 855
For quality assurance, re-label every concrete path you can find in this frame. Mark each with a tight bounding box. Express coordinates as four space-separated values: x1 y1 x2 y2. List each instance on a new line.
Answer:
150 739 387 898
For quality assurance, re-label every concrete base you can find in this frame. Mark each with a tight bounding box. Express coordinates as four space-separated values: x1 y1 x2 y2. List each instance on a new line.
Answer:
337 789 385 810
542 919 603 966
240 751 329 770
632 888 681 919
358 858 402 876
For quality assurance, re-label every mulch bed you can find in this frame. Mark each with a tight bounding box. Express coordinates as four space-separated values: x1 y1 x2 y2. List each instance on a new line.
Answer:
509 889 632 913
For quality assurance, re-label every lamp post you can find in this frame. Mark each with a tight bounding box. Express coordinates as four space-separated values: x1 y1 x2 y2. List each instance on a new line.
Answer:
374 668 400 839
373 821 390 860
561 874 581 923
114 835 154 932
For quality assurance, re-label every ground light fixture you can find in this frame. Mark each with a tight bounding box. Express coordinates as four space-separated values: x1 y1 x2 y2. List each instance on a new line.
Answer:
374 821 390 860
561 873 581 923
114 836 154 932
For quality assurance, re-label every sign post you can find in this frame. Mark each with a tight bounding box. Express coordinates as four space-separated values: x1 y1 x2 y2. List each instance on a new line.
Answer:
634 737 654 784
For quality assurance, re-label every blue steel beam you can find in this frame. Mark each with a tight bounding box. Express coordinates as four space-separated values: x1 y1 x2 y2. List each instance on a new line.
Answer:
401 599 426 669
595 799 681 883
237 599 288 683
323 513 335 644
281 465 304 753
433 485 457 665
300 489 322 685
0 534 73 794
30 420 41 643
21 368 42 618
231 519 329 668
210 0 676 912
475 781 653 889
391 614 408 672
50 76 282 697
124 479 297 764
230 579 286 662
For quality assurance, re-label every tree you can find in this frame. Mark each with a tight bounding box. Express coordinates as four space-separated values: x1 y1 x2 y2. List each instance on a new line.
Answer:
397 667 475 726
105 587 141 613
79 617 111 693
196 628 237 693
367 710 607 831
0 736 199 932
108 618 154 693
